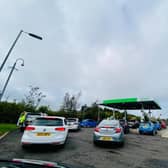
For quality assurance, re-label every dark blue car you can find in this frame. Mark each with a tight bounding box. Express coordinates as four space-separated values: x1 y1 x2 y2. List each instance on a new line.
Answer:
80 119 97 127
139 122 157 135
152 121 161 130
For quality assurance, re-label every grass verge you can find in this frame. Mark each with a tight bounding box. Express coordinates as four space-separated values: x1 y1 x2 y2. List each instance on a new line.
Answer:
0 123 17 136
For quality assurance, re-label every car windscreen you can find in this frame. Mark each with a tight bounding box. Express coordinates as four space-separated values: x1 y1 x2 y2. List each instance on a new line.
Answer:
98 120 119 128
32 118 63 126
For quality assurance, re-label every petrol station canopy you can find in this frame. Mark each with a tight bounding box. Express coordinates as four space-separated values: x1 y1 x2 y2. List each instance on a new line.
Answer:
100 98 161 110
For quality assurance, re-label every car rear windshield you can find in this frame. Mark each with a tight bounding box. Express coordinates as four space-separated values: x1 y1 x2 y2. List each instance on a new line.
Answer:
67 119 77 122
32 118 63 126
26 115 41 121
140 123 150 126
98 120 119 128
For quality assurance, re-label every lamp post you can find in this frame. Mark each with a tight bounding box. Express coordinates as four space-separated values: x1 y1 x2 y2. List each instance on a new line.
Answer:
0 30 42 73
0 58 24 101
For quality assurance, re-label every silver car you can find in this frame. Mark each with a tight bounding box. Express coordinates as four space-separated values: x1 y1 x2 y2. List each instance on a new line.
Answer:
66 118 80 131
93 120 124 146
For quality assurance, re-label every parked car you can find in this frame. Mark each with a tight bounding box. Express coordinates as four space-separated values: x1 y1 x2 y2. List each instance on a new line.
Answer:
21 116 68 148
128 120 140 129
17 112 43 131
80 119 97 127
119 119 129 134
152 121 161 130
93 119 124 146
139 122 157 135
160 120 167 129
66 118 80 131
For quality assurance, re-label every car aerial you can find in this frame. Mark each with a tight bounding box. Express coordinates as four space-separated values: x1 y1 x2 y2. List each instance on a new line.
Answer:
80 119 97 127
119 119 129 134
17 112 45 132
93 119 124 146
21 116 68 148
66 118 80 131
139 122 157 135
160 120 167 129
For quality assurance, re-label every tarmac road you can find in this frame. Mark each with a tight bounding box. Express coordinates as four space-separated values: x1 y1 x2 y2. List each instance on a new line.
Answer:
0 128 168 168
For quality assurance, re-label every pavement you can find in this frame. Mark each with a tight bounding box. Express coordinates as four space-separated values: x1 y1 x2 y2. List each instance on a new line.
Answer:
130 128 168 138
0 132 9 140
0 128 168 168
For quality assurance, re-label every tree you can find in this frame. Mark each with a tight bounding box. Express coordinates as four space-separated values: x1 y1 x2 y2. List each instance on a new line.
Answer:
22 86 46 111
38 105 50 113
61 91 81 113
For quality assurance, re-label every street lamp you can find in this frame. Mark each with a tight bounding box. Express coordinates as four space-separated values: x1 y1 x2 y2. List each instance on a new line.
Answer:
0 58 24 101
0 30 42 73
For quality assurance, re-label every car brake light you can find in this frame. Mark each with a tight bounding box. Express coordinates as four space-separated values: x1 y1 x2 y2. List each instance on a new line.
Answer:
55 127 65 131
44 163 55 167
25 126 35 131
115 128 121 133
94 127 100 132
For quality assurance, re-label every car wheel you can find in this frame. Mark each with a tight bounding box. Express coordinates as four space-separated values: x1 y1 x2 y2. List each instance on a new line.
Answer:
119 141 124 147
20 127 24 132
152 130 156 136
139 131 142 135
93 141 98 146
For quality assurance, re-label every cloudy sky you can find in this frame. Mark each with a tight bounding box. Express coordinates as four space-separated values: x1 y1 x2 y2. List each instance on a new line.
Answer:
0 0 168 117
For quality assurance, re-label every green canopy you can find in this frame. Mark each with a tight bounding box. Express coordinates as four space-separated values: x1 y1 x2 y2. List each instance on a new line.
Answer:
100 98 161 110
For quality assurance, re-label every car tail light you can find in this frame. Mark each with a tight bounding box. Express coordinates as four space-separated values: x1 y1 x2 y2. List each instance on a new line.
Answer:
115 128 121 133
94 127 100 132
43 163 55 167
25 126 35 131
55 127 65 131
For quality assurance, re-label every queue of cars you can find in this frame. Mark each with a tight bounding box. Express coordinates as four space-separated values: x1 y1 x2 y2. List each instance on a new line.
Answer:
19 114 167 149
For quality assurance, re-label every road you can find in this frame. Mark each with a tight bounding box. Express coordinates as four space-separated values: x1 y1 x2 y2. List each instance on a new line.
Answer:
0 128 168 168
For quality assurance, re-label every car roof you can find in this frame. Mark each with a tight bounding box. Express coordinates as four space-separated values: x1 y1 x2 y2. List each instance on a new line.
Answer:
36 116 65 120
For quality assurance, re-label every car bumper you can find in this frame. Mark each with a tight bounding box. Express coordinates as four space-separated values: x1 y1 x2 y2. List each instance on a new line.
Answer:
21 135 67 145
93 134 124 143
139 129 153 134
68 125 80 130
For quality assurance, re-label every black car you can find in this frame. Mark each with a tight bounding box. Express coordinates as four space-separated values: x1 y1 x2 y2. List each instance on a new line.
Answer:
119 119 129 134
128 120 140 129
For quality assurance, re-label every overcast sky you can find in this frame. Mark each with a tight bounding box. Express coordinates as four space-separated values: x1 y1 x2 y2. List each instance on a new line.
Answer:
0 0 168 118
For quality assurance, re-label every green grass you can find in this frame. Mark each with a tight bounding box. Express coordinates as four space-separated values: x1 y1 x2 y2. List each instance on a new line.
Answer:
0 123 17 136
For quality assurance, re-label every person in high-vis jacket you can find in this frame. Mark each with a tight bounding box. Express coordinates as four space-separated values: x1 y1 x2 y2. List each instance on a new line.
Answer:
18 111 27 131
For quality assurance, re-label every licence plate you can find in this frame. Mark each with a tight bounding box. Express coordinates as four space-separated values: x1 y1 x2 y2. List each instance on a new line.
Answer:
100 136 112 141
36 133 51 136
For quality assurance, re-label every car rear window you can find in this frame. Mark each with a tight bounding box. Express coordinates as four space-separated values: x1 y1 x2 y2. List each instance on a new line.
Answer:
140 123 151 127
32 118 63 126
26 115 41 121
67 119 77 122
98 120 119 128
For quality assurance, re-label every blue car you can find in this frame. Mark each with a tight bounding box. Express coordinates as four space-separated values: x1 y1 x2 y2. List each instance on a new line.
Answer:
80 119 97 127
152 121 161 130
139 122 157 135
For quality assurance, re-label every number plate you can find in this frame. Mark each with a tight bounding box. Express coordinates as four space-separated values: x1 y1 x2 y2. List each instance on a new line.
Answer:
100 136 112 141
36 133 51 136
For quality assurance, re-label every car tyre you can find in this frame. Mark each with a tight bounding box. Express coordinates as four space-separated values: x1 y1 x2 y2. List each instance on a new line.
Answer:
152 130 156 136
139 131 142 135
119 141 124 147
93 140 98 146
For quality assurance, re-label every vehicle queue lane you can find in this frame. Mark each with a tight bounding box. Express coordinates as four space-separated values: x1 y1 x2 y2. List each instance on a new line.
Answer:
0 128 168 168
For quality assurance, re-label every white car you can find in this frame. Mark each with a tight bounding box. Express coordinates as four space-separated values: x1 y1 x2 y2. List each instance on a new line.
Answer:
21 116 68 148
66 118 80 131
